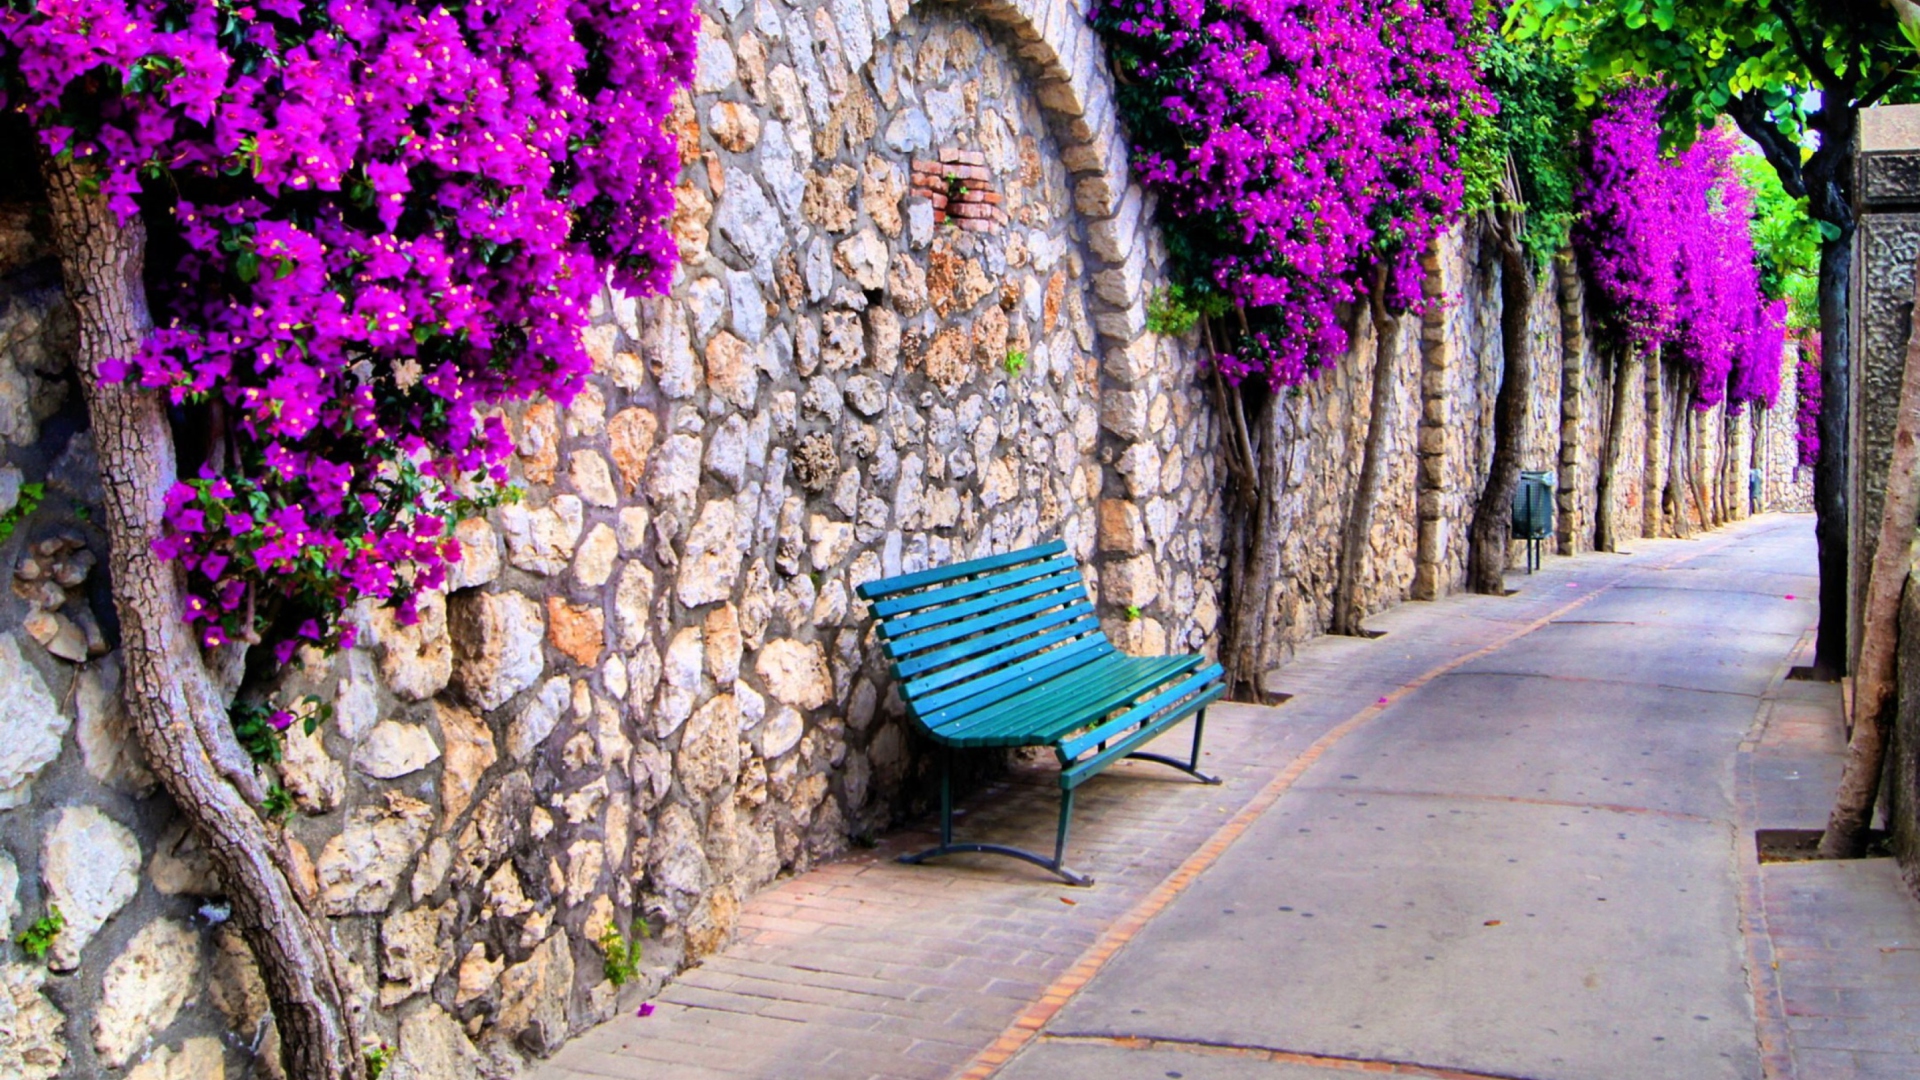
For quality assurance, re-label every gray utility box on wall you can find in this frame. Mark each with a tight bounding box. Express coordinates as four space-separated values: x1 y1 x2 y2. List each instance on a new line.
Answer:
1512 470 1554 572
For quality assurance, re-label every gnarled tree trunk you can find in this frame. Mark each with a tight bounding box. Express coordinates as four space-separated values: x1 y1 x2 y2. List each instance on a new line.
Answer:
41 156 366 1080
1820 255 1920 858
1667 368 1694 538
1595 345 1641 552
1466 222 1532 595
1218 375 1282 700
1332 285 1407 636
1643 348 1665 539
1813 234 1853 676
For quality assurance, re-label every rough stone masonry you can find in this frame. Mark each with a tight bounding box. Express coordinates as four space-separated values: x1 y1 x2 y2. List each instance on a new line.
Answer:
0 0 1804 1077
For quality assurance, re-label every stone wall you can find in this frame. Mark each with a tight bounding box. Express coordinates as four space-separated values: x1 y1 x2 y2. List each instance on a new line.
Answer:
0 0 1225 1077
0 5 1816 1078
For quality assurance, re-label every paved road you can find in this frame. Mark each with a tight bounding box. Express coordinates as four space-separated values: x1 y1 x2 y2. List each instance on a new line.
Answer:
540 515 1920 1080
999 516 1816 1080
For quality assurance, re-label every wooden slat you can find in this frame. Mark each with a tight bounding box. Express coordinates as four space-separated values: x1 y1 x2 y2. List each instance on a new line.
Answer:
884 591 1090 661
940 654 1201 746
868 555 1081 618
903 625 1109 706
855 540 1066 600
891 603 1096 679
1060 682 1225 790
913 637 1116 732
1058 663 1226 760
878 566 1085 638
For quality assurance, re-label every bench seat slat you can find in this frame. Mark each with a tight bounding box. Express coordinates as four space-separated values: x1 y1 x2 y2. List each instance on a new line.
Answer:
906 630 1111 712
866 555 1082 619
877 566 1086 637
912 636 1116 732
892 603 1097 679
856 540 1068 600
938 654 1203 746
1059 662 1227 761
1060 673 1227 790
883 588 1090 659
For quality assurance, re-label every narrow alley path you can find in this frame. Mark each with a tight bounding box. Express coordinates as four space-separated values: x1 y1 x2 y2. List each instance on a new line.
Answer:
539 516 1920 1080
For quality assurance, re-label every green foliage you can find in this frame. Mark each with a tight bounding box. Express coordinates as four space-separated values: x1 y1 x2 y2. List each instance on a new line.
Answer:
364 1044 393 1080
1734 152 1820 330
1477 30 1584 260
1145 285 1205 336
1506 0 1915 191
1125 605 1143 621
261 784 295 822
943 172 967 203
601 918 649 987
0 482 45 545
231 702 286 765
16 905 63 961
1004 350 1027 376
231 694 332 767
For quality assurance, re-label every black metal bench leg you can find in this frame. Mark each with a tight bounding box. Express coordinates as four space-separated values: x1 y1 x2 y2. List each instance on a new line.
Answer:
896 747 1095 887
1124 708 1222 785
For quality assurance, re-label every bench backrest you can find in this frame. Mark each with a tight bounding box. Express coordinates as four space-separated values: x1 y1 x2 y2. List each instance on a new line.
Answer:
856 541 1116 732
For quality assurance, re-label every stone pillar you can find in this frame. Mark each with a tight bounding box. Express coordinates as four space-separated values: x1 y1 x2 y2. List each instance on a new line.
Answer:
1554 253 1589 554
1850 104 1920 663
1412 234 1456 601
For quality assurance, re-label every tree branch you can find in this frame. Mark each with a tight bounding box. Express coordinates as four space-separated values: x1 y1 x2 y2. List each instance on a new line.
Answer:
1769 0 1841 88
1726 94 1811 202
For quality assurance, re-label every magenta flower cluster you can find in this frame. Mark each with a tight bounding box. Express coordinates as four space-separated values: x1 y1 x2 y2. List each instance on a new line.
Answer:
1574 90 1785 412
1795 335 1822 467
1091 0 1490 388
1 0 694 658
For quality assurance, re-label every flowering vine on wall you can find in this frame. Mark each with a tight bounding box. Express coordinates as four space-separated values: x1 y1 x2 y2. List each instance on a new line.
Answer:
1 0 695 661
1574 89 1786 411
1090 0 1491 385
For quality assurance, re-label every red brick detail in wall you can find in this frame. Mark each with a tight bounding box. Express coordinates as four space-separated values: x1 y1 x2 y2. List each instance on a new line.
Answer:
911 148 1009 234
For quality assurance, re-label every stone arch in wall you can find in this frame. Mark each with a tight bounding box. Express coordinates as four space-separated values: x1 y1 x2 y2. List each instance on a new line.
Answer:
613 0 1222 960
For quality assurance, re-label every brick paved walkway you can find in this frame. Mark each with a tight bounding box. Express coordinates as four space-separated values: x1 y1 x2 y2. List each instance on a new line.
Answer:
534 516 1920 1080
1743 630 1920 1079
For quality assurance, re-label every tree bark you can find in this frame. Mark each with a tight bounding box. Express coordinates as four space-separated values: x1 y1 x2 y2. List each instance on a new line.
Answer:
1668 370 1695 538
1333 291 1406 636
1643 349 1666 539
1814 235 1854 676
1819 255 1920 858
1595 346 1641 552
1697 395 1712 530
1466 234 1533 595
40 156 367 1080
1219 379 1282 700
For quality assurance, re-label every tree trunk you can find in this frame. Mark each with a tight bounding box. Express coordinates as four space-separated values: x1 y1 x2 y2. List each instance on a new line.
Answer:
1219 381 1282 700
40 157 367 1080
1333 296 1406 635
1467 238 1533 594
1814 235 1853 676
1595 346 1640 552
1554 251 1586 556
1643 349 1666 539
1819 255 1920 858
1697 395 1712 530
1668 368 1694 539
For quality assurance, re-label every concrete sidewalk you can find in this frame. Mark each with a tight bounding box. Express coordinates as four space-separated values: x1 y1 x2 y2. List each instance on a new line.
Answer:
534 515 1920 1080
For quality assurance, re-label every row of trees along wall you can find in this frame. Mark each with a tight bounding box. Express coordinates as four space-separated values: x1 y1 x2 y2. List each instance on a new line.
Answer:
0 2 1809 1079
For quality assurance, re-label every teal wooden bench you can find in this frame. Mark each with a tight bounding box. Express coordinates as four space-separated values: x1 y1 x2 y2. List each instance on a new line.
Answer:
856 540 1226 885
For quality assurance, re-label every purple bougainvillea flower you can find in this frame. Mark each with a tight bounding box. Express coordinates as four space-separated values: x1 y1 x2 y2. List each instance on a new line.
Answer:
0 0 696 657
